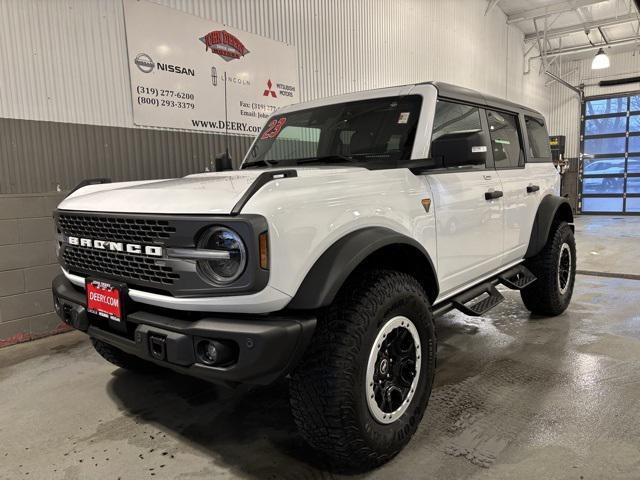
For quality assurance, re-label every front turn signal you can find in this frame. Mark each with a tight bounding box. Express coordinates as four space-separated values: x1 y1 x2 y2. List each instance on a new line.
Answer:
259 232 269 269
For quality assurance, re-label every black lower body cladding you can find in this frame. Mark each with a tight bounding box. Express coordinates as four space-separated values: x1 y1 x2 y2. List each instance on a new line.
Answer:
52 274 316 385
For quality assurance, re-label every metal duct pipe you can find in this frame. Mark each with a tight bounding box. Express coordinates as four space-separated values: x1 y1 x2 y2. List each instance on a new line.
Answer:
544 71 583 99
599 76 640 87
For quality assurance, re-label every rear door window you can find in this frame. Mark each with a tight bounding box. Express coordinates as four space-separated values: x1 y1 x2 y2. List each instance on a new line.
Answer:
486 110 525 168
525 116 552 161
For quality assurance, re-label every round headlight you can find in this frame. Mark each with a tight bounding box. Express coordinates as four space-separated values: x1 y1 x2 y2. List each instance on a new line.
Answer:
196 227 247 285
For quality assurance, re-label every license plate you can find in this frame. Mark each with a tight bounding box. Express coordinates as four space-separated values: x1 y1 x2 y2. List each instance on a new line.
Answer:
86 279 124 322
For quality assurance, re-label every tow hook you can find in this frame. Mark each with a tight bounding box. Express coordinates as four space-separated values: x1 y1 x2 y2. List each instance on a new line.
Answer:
148 335 167 361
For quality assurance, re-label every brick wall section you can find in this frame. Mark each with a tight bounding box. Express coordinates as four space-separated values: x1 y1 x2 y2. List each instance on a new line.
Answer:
0 192 71 348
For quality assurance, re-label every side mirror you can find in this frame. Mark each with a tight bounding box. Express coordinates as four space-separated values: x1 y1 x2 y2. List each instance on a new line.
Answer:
215 152 233 172
431 131 487 168
405 158 443 174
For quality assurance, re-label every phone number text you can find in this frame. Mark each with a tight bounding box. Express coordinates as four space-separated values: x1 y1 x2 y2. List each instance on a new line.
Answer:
136 85 195 100
137 96 195 110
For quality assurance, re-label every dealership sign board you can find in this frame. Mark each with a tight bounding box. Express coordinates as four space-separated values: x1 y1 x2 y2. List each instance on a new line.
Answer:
123 0 299 135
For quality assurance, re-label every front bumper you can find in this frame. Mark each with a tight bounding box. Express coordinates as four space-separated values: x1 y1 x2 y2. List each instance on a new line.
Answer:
52 274 316 386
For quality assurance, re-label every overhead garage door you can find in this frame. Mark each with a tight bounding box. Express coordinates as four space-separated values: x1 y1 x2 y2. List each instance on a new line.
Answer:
580 93 640 214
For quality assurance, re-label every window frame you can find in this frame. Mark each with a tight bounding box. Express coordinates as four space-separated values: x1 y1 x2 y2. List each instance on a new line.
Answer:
483 108 527 170
426 98 494 173
524 115 553 163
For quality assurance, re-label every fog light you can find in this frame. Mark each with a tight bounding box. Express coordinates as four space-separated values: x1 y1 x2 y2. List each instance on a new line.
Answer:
204 342 219 364
196 339 236 366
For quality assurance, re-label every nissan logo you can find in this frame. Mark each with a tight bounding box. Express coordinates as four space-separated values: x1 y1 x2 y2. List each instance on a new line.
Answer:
134 53 155 73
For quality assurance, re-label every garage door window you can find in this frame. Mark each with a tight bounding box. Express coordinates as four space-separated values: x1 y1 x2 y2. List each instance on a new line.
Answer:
580 92 640 214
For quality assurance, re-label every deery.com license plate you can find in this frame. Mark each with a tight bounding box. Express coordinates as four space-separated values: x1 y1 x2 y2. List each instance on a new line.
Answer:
86 279 124 322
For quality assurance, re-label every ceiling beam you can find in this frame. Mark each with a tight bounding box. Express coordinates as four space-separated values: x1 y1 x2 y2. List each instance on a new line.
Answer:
569 0 593 23
524 12 639 40
533 35 639 58
507 0 609 24
484 0 503 15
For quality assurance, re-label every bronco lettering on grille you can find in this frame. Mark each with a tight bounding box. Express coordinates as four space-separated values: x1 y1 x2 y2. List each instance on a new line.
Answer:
67 236 163 257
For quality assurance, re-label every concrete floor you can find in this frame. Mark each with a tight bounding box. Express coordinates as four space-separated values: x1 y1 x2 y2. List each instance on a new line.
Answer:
1 216 639 480
573 215 640 278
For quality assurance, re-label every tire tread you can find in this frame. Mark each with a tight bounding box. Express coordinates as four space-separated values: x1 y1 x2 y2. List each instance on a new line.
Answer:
521 221 576 316
289 269 435 470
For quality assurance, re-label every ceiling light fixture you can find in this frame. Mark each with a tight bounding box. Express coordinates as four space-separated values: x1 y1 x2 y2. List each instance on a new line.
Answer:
591 48 610 70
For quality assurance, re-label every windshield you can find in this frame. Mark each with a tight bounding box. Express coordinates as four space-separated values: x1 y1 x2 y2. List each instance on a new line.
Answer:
242 95 422 168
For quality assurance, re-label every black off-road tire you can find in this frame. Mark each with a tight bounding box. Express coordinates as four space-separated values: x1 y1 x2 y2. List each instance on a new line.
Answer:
289 269 436 471
91 338 159 373
521 221 576 316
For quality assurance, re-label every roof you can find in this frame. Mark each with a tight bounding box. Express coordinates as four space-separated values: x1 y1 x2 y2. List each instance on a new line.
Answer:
427 81 544 118
276 81 545 119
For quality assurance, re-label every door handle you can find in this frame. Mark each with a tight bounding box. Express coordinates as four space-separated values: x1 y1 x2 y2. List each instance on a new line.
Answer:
485 190 503 200
527 185 540 193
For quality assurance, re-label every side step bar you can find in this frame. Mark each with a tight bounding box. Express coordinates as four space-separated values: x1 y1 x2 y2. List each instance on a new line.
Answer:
433 265 537 318
452 283 504 317
498 265 537 290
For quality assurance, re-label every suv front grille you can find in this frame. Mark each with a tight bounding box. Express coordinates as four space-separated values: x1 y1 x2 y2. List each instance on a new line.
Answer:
54 210 270 297
57 214 177 244
62 246 180 285
57 213 181 289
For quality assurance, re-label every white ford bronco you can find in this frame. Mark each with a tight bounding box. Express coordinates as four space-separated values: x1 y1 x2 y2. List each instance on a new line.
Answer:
52 82 576 470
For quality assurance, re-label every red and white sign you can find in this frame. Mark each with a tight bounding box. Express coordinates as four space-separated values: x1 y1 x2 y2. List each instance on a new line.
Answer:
124 0 299 135
200 30 249 61
87 280 122 322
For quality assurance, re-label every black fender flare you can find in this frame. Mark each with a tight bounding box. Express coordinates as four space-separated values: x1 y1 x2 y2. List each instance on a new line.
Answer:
525 194 574 258
287 227 438 310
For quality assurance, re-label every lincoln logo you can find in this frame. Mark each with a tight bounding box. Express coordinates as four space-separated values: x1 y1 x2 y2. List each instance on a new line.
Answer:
67 236 163 257
199 30 249 61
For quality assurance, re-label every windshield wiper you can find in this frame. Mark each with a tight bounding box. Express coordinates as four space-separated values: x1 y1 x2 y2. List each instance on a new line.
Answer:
295 154 362 166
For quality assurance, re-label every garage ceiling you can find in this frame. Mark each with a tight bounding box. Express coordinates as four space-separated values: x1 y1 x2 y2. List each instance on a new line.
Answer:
492 0 640 61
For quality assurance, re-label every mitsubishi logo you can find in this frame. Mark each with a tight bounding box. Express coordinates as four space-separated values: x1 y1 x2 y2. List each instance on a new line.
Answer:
263 79 277 98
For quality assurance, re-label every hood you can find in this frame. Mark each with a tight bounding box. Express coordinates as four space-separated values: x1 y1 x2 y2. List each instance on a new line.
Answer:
56 167 362 215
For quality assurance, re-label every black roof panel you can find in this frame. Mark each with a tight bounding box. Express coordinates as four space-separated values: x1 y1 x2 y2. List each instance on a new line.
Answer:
424 81 544 118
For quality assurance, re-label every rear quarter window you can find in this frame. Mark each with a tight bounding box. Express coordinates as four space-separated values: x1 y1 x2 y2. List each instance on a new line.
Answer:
525 116 552 162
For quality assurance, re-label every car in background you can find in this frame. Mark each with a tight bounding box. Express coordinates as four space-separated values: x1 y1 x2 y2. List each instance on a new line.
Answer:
583 158 640 194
